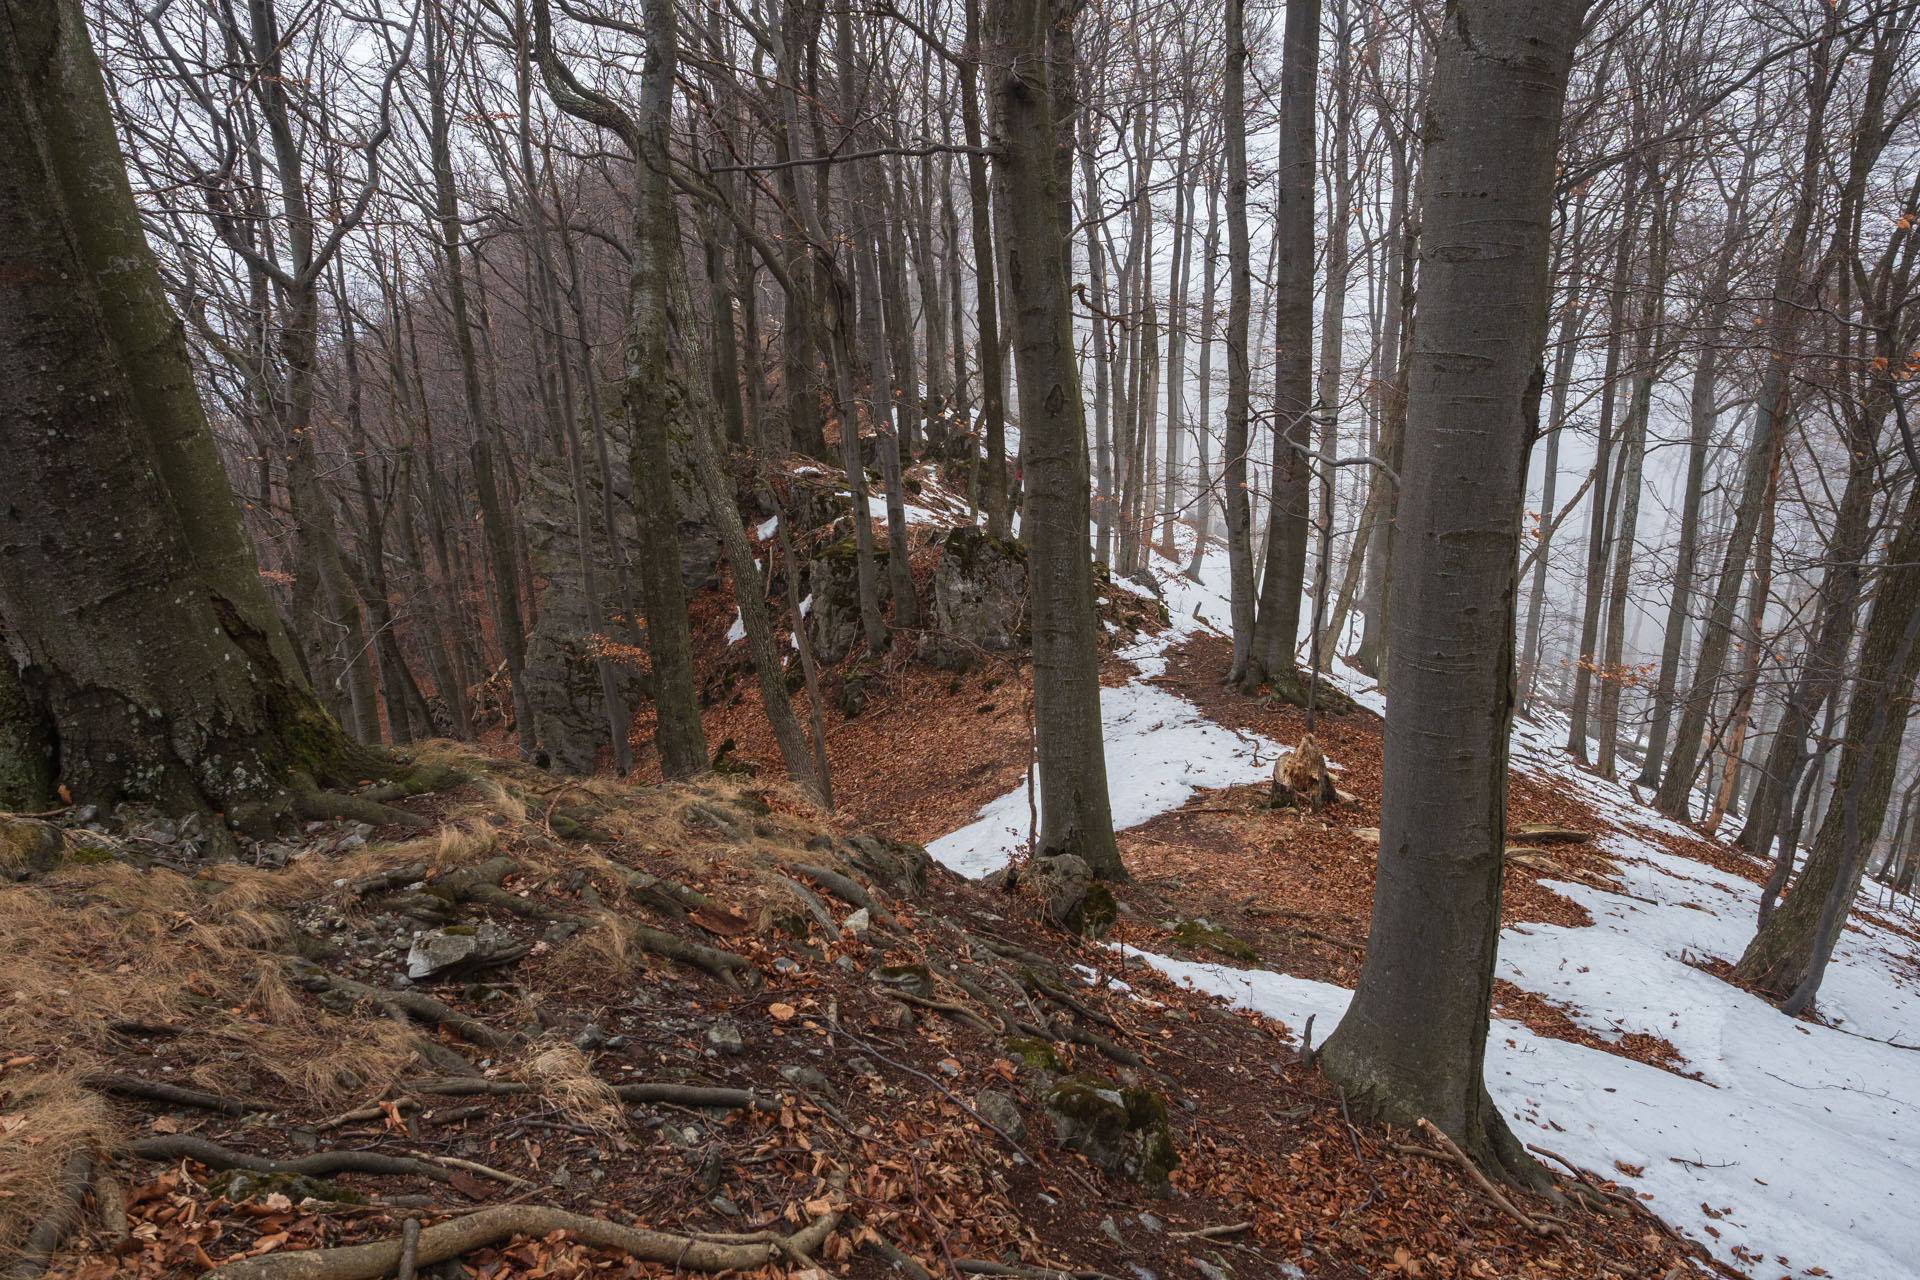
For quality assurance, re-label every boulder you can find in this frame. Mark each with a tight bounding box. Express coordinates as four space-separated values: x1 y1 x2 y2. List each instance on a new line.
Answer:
1041 1075 1179 1193
925 527 1028 671
520 458 649 774
406 922 524 979
807 522 886 665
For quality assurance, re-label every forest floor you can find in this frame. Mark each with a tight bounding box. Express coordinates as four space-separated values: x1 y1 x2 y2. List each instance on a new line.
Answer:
3 475 1915 1280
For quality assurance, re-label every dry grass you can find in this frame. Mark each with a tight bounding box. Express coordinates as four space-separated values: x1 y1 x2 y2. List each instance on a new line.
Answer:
0 1069 113 1257
518 1042 625 1132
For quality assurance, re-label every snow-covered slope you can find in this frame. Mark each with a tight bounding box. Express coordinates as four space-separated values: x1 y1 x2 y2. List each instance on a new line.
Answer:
924 525 1920 1279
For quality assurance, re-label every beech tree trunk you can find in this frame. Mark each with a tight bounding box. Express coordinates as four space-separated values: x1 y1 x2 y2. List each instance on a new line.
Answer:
987 0 1122 880
0 0 376 838
1319 0 1580 1183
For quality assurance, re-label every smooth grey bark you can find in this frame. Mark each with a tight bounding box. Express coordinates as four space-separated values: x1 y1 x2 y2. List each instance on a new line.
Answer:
1221 0 1256 681
1245 0 1320 692
986 0 1122 880
1318 0 1581 1182
1184 163 1222 583
1595 175 1674 779
1564 186 1637 763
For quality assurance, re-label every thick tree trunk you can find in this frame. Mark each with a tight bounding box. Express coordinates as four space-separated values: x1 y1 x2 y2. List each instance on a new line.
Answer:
987 0 1122 881
0 0 377 839
1319 0 1580 1183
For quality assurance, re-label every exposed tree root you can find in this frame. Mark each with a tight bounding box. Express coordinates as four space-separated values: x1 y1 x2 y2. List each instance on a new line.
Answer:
292 966 514 1050
426 858 573 922
202 1199 842 1280
781 862 896 926
81 1073 274 1115
955 1260 1124 1280
7 1148 92 1280
127 1135 461 1184
402 1077 773 1111
624 922 752 986
292 786 432 832
1417 1118 1560 1237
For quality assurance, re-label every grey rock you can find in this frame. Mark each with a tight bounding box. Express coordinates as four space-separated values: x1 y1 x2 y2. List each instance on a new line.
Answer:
926 527 1028 670
706 1019 746 1056
406 923 519 979
572 1023 604 1051
1098 1216 1125 1247
709 1195 741 1218
1024 854 1092 931
841 907 871 939
1137 1213 1162 1232
973 1089 1026 1143
779 1065 836 1098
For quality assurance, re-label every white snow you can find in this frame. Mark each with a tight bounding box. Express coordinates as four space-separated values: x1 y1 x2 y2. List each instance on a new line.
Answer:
725 612 745 645
921 521 1920 1278
757 515 780 540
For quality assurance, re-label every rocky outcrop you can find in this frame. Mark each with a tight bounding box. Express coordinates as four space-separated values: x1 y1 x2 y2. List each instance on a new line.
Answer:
521 457 648 775
925 527 1028 671
807 521 886 665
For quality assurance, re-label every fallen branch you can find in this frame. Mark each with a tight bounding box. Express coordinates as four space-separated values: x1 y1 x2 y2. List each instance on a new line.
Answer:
204 1201 841 1280
81 1073 275 1115
294 966 514 1050
403 1077 772 1111
1416 1118 1558 1238
1170 1222 1252 1240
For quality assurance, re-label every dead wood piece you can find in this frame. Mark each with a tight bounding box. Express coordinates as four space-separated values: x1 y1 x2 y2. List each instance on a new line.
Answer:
394 1218 421 1280
94 1172 130 1247
7 1148 93 1280
203 1202 841 1280
317 1097 419 1132
349 863 431 897
1170 1223 1251 1240
850 1213 935 1280
781 862 897 926
128 1135 458 1184
81 1073 274 1115
1416 1118 1558 1237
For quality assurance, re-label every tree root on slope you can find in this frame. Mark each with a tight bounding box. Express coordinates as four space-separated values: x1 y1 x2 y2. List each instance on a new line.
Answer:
81 1072 275 1115
201 1198 842 1280
127 1135 462 1184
